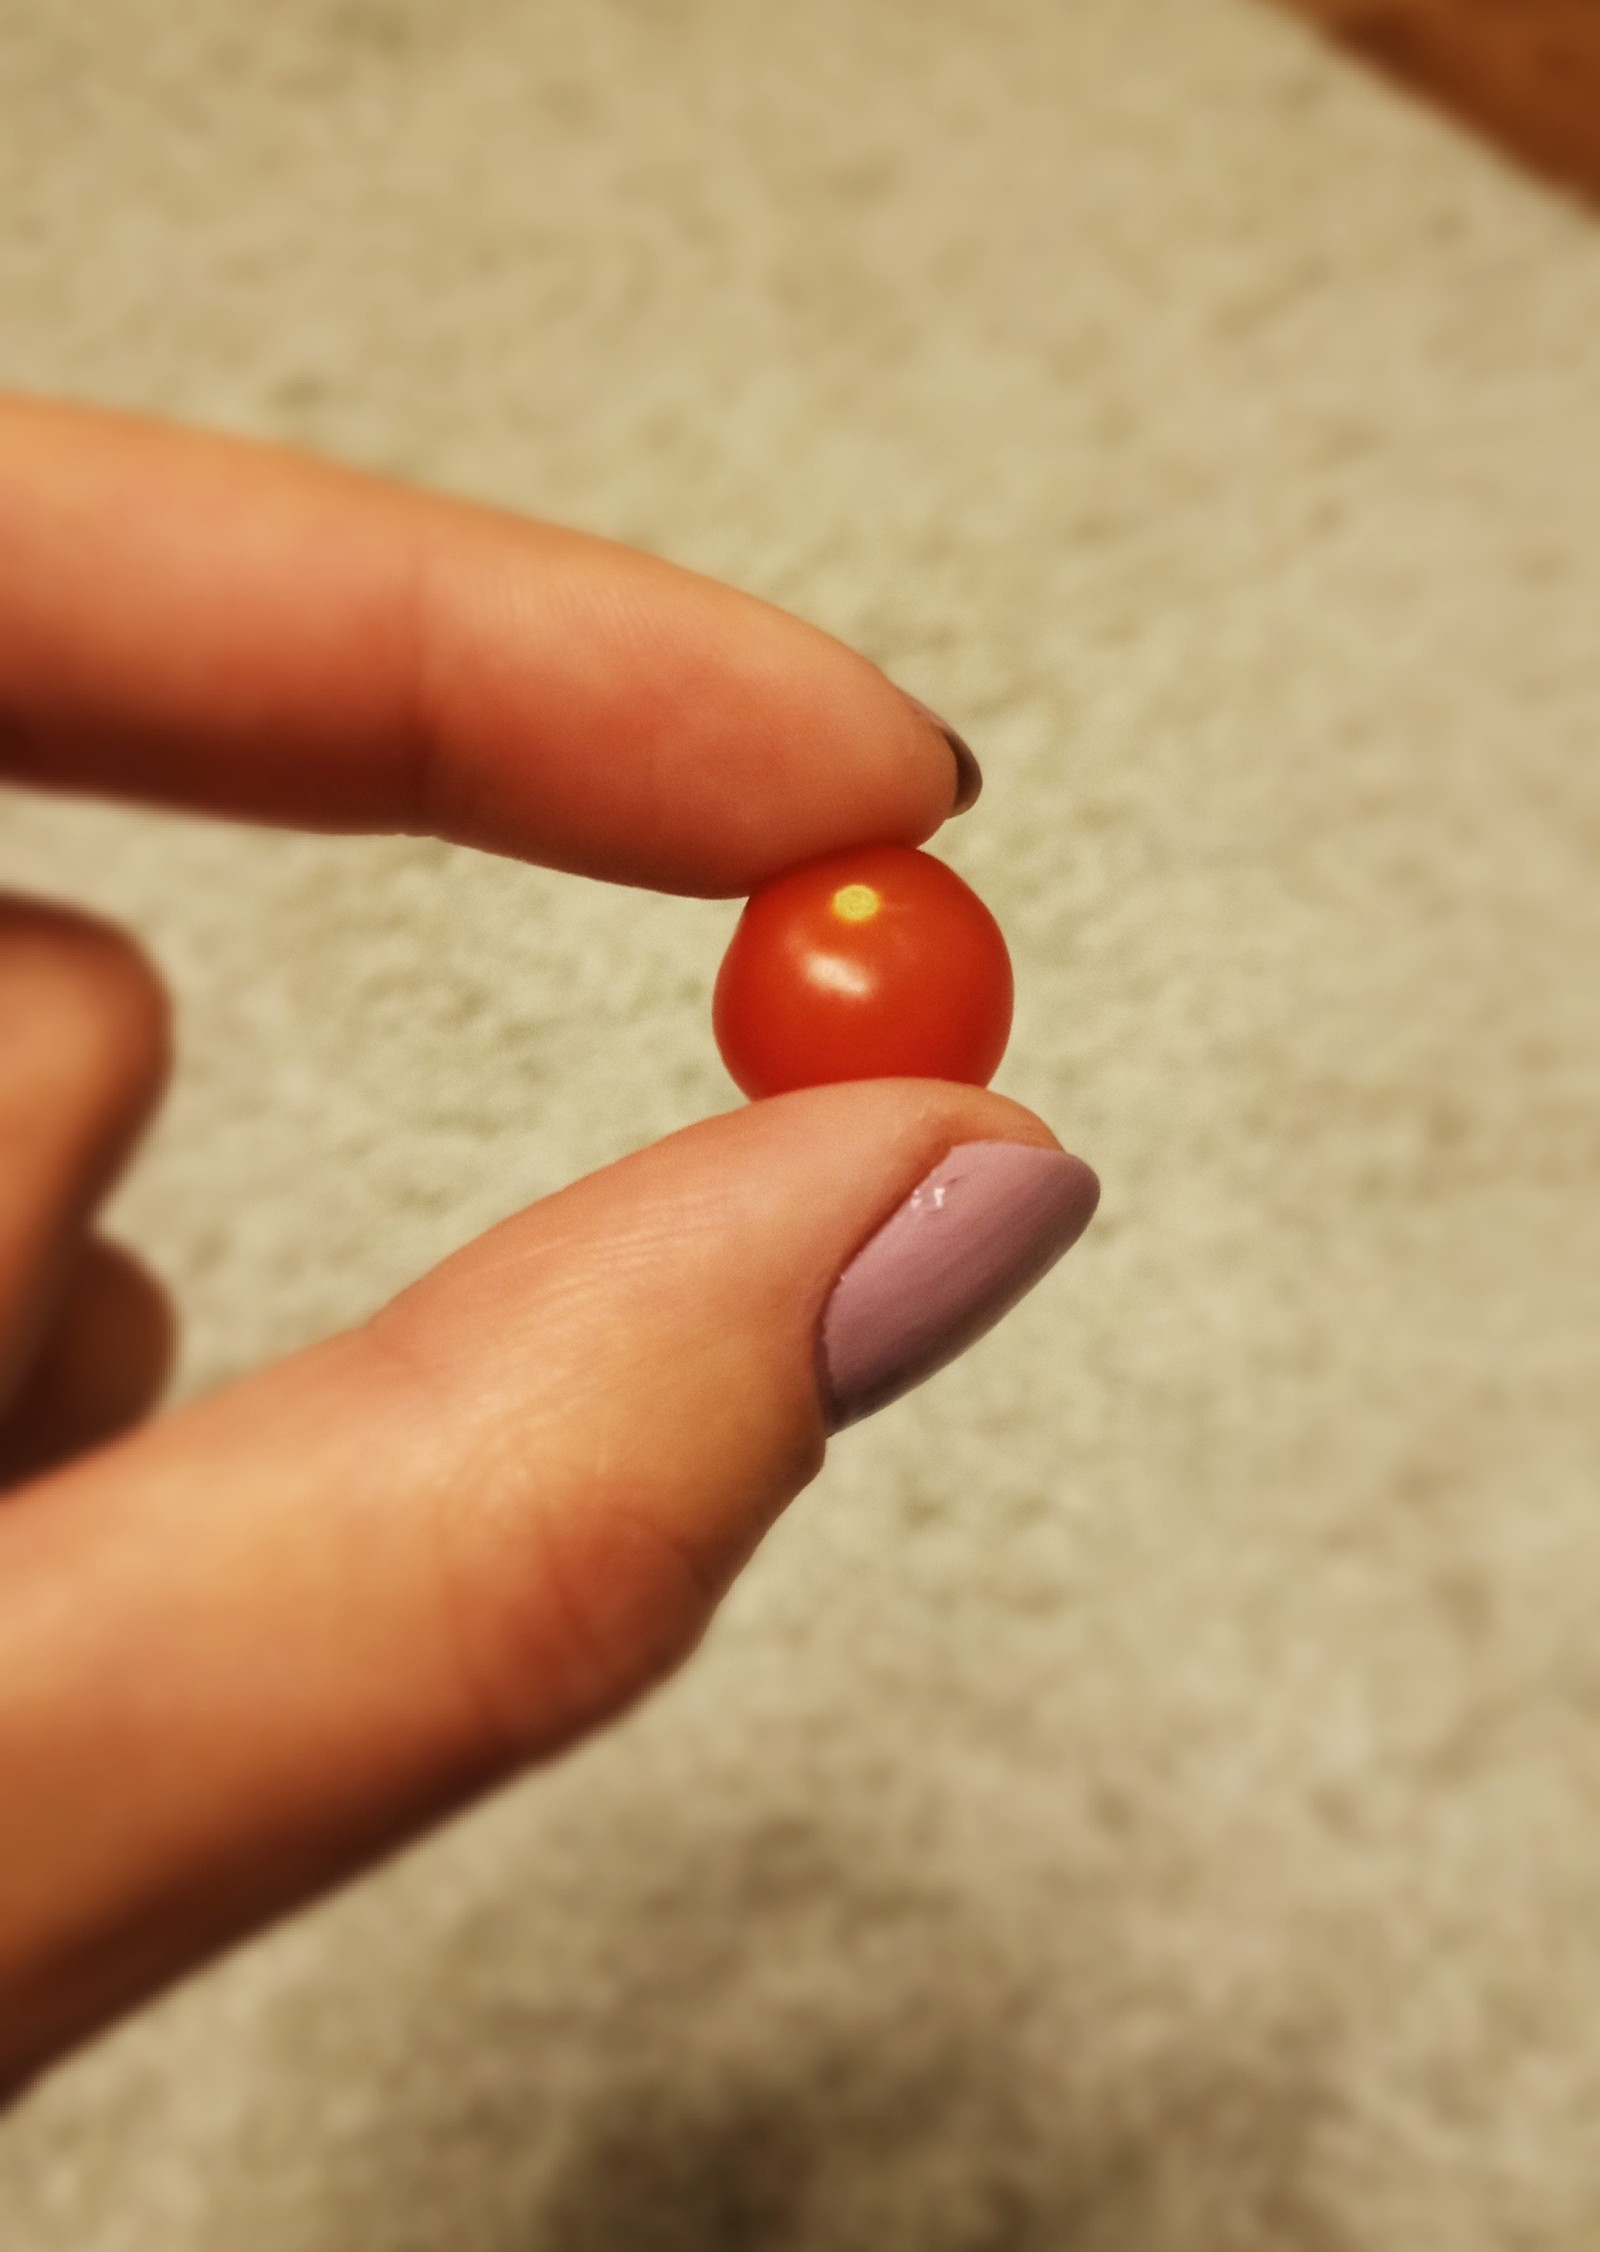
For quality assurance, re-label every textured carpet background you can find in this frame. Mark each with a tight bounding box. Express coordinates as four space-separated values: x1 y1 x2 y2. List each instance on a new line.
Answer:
1 0 1598 2243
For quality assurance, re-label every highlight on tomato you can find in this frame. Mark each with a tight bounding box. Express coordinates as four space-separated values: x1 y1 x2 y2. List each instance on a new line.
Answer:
712 843 1014 1099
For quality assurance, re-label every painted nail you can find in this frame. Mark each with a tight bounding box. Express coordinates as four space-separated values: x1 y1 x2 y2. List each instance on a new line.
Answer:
819 1141 1099 1430
906 694 984 815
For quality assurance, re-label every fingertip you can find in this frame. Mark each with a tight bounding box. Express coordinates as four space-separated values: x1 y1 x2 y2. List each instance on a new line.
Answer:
900 692 984 817
0 897 173 1142
427 542 975 894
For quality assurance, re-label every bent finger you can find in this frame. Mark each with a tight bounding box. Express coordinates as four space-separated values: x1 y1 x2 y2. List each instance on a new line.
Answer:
0 1237 175 1490
0 395 972 896
0 896 170 1413
0 1081 1095 2091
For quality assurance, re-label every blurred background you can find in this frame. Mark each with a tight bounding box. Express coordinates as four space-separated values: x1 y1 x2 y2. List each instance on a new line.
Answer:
1 1 1598 2244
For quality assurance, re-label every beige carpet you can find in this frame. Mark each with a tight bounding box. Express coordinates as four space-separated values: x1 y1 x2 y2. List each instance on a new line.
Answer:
2 0 1598 2243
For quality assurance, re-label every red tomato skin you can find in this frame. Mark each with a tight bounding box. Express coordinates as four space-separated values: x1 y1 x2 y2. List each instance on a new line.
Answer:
712 844 1014 1098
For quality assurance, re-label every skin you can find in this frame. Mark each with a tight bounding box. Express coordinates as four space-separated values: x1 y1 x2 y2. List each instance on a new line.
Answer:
0 396 1067 2102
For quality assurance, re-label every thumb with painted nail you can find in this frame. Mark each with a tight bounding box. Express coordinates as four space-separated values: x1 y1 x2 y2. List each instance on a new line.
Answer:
0 1081 1095 2093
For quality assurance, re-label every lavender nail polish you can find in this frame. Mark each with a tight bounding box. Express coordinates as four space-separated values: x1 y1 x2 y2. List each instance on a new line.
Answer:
819 1142 1099 1431
905 694 984 815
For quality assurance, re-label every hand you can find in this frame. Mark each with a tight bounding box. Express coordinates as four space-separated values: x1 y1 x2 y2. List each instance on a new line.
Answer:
0 396 1097 2098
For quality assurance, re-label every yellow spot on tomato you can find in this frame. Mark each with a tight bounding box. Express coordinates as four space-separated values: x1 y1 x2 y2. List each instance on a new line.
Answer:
831 883 882 924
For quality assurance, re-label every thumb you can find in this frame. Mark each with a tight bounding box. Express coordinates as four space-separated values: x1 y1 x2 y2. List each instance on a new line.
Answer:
0 1082 1096 2086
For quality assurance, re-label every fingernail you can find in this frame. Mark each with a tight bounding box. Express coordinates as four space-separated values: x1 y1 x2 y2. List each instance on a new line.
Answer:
819 1141 1099 1431
905 694 984 815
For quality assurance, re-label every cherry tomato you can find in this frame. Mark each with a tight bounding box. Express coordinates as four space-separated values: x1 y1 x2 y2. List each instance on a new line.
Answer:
712 843 1014 1098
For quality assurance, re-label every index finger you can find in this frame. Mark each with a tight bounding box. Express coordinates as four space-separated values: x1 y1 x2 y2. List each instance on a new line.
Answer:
0 395 974 896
